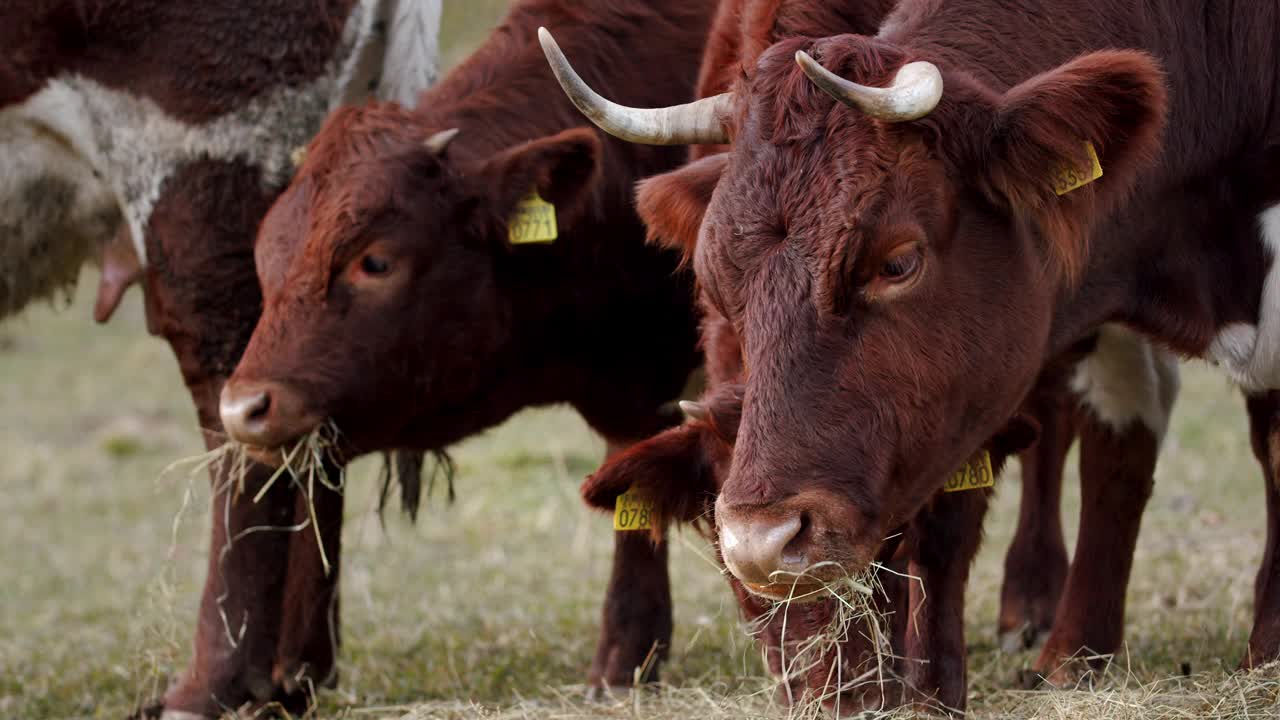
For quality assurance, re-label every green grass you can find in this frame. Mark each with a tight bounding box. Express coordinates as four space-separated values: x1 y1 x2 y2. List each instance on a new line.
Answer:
3 4 1279 717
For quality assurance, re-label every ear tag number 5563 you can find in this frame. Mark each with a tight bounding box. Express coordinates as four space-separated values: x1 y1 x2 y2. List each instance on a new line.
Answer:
1053 142 1104 196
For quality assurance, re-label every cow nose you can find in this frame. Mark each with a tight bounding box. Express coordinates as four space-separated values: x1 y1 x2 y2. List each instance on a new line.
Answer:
220 381 280 446
717 505 809 586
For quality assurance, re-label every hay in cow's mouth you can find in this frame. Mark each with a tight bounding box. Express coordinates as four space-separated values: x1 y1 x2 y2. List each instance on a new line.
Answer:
748 560 947 717
168 421 347 577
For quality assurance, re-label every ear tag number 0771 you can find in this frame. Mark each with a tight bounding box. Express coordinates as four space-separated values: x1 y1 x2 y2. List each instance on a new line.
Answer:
614 490 654 531
508 186 558 244
942 450 994 493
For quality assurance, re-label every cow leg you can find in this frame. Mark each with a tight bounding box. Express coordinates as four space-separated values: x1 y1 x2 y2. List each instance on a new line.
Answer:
1243 392 1280 666
900 489 988 714
998 386 1074 652
1032 329 1175 686
587 440 673 695
158 382 299 719
271 471 345 709
135 161 337 718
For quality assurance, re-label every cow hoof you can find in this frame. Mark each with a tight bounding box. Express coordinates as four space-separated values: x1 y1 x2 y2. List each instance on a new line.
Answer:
999 624 1050 654
159 712 216 720
1026 657 1101 690
585 684 633 702
127 701 215 720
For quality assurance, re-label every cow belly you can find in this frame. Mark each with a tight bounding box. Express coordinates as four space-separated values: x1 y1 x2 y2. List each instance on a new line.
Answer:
1071 324 1179 440
1208 205 1280 392
0 115 119 320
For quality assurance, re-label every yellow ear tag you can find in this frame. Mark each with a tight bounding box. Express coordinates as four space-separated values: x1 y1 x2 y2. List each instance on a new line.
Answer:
1053 142 1104 196
508 186 558 244
614 490 655 531
942 450 995 493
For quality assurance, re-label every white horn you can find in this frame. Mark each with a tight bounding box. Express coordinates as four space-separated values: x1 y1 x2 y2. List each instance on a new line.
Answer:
424 127 460 156
539 27 732 145
795 51 942 122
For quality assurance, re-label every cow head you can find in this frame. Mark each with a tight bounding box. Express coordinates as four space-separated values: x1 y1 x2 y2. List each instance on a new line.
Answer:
545 31 1164 596
220 103 602 460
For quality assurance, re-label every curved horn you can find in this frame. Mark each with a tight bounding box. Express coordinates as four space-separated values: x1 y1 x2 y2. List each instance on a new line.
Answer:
539 27 732 145
795 51 942 122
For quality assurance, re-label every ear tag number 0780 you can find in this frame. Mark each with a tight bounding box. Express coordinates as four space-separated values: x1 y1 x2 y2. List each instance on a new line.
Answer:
508 186 558 244
942 450 995 493
614 490 654 531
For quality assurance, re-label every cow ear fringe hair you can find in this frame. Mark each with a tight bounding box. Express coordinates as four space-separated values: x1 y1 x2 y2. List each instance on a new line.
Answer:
378 449 456 524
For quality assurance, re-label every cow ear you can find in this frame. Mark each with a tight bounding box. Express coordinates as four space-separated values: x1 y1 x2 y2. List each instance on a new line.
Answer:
583 423 723 542
971 50 1166 280
480 127 602 236
635 152 728 262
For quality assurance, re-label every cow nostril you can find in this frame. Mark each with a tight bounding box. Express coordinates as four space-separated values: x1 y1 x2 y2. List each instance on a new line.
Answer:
246 391 271 423
781 512 811 568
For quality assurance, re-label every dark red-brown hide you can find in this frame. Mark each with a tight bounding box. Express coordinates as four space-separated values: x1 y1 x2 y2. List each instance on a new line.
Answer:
647 0 1280 683
658 4 1167 591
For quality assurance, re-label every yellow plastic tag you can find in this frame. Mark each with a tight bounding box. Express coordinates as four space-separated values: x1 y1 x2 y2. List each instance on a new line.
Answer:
508 187 558 244
1053 142 1104 196
942 450 995 493
613 490 654 531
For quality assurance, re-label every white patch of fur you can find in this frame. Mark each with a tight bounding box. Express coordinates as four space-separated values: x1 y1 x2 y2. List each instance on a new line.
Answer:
1072 324 1179 440
0 114 119 318
0 0 404 318
338 0 441 108
1206 205 1280 392
380 0 443 106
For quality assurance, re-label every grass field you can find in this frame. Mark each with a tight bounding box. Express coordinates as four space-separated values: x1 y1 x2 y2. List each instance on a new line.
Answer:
4 4 1280 718
5 278 1280 720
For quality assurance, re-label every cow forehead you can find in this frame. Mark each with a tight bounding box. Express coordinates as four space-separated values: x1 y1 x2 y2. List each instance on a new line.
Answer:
290 109 450 269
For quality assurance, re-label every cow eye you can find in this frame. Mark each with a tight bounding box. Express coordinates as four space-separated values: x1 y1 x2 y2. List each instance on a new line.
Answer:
878 248 922 282
360 254 391 276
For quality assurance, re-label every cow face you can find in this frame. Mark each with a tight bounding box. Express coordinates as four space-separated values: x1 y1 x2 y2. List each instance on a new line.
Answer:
221 104 601 460
615 35 1165 597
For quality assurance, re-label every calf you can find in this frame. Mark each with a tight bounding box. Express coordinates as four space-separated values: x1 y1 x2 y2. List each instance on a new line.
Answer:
547 0 1280 697
219 0 716 696
1 1 441 716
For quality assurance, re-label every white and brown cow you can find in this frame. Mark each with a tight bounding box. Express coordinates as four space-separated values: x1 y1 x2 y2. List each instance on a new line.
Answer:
1 1 439 717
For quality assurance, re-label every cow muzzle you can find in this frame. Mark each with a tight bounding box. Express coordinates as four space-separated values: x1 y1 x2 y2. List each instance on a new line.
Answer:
219 379 319 451
717 499 826 601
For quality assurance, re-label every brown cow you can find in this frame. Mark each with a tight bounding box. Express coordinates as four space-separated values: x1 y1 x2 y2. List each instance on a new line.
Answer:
546 0 1280 697
2 2 442 717
548 0 1180 709
642 0 1182 657
218 0 717 697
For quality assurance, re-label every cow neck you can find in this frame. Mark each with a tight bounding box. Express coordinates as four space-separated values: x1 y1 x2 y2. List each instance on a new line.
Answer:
886 0 1280 384
3 0 379 266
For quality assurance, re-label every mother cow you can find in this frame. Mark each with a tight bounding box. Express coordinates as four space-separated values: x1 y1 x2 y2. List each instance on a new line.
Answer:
1 1 441 716
547 0 1178 710
549 0 1280 690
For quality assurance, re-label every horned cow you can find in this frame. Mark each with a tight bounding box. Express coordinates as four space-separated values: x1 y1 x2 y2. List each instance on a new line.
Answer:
545 0 1198 711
